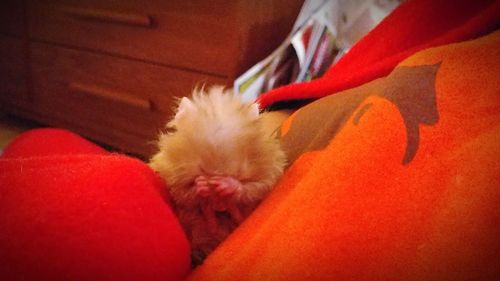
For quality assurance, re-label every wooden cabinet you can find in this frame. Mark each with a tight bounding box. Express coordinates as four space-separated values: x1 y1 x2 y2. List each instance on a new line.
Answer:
0 36 29 107
0 0 25 36
0 0 303 157
0 1 30 110
28 0 240 75
30 43 226 155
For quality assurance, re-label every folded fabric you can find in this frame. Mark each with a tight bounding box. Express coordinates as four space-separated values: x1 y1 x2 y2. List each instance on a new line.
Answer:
0 129 191 281
257 0 500 109
188 29 500 281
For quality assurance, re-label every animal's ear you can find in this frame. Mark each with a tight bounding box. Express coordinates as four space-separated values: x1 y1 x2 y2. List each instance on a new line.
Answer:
249 103 260 119
175 97 195 119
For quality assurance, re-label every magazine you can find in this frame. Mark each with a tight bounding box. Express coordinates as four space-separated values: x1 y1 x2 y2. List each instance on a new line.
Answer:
234 0 400 102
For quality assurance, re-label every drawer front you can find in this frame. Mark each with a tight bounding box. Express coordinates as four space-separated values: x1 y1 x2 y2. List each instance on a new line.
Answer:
0 36 29 107
30 42 226 156
0 1 25 36
28 0 239 76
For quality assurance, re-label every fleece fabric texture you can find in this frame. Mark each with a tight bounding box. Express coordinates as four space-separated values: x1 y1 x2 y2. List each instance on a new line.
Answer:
257 0 500 109
0 128 108 158
0 129 190 281
187 29 500 281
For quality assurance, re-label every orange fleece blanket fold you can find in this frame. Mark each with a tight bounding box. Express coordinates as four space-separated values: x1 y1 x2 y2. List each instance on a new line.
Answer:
188 29 500 281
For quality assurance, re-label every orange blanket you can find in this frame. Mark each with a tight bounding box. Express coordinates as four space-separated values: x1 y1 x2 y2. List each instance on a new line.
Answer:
188 30 500 281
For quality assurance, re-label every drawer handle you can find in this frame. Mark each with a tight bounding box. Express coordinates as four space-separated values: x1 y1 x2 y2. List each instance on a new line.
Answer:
69 82 154 112
60 6 154 28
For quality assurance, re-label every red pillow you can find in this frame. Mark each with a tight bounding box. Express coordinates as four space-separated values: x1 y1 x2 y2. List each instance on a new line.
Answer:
0 129 190 281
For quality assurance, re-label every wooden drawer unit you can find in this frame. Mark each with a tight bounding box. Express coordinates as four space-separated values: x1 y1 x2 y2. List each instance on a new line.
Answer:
0 0 303 157
31 42 225 156
0 0 25 36
28 0 242 76
0 36 29 108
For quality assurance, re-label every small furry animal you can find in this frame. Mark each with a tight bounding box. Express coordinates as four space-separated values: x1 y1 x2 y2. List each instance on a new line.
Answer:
149 86 287 263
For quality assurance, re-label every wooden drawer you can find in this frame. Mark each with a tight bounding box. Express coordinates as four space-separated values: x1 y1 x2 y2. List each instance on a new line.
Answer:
28 0 240 76
0 36 29 107
30 42 226 156
0 0 25 36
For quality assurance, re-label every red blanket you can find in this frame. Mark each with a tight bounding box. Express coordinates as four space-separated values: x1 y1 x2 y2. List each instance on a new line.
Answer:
257 0 500 109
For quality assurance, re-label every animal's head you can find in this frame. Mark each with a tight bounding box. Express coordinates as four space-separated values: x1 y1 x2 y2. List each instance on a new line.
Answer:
155 86 266 185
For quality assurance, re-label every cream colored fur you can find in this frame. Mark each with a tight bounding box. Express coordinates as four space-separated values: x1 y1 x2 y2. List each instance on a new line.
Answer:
149 86 287 259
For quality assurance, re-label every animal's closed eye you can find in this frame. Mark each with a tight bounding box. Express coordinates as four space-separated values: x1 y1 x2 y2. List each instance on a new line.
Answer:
165 125 177 134
237 177 252 184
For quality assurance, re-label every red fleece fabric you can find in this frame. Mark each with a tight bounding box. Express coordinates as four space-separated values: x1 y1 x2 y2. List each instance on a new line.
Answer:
257 0 500 109
0 129 190 281
1 128 108 158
